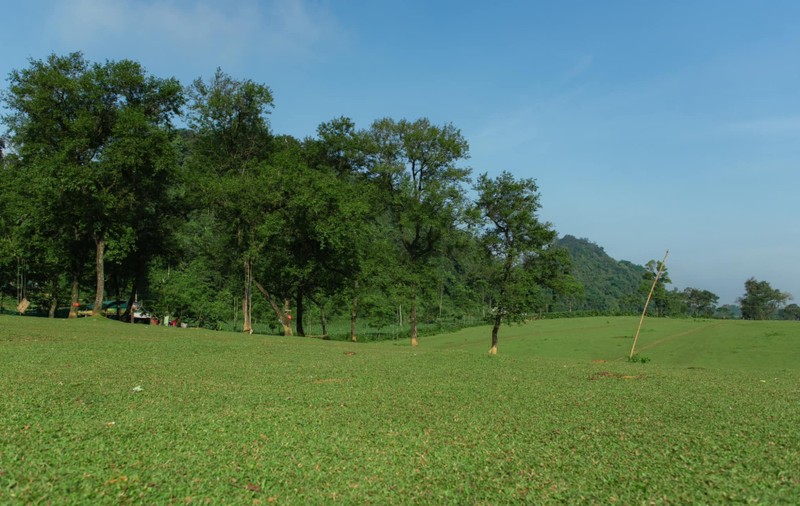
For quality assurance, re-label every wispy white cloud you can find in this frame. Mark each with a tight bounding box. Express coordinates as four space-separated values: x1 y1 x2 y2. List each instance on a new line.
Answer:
45 0 345 74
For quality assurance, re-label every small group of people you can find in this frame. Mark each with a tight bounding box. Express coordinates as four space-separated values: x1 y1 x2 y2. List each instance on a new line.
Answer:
150 315 184 327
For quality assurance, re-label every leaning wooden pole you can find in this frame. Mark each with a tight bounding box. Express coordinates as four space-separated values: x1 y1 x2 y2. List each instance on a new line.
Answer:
629 249 669 359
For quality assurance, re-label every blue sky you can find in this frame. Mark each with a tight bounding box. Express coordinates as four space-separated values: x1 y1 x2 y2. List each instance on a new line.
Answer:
2 0 799 305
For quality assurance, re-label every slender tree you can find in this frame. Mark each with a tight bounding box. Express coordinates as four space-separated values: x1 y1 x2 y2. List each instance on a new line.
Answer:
474 171 557 355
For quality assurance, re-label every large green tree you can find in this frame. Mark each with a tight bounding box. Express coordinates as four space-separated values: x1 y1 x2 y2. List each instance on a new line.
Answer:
187 68 276 333
304 117 395 341
2 53 183 316
248 133 369 338
286 123 376 339
363 118 470 346
474 171 557 355
738 278 792 320
683 287 719 318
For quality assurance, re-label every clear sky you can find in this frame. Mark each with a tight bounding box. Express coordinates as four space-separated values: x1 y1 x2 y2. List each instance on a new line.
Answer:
2 0 798 305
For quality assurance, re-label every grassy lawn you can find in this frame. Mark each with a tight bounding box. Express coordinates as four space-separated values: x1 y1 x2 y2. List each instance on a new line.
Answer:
1 315 798 504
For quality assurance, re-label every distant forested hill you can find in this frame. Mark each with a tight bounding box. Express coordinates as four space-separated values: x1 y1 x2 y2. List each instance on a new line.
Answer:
555 235 646 313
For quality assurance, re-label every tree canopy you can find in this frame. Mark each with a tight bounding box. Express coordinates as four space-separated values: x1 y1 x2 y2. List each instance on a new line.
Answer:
739 278 792 320
2 52 183 317
0 52 747 337
474 171 561 354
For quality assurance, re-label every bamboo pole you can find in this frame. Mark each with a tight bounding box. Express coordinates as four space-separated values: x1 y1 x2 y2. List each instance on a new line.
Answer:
629 249 669 359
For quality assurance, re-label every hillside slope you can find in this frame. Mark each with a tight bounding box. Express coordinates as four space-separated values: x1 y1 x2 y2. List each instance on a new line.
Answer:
555 235 646 312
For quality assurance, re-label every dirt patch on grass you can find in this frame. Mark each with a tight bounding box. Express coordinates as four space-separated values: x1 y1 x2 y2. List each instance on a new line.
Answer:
589 371 644 381
591 359 607 363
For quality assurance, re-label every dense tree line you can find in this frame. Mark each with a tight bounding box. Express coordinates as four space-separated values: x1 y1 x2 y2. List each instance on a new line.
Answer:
1 53 794 349
0 53 585 351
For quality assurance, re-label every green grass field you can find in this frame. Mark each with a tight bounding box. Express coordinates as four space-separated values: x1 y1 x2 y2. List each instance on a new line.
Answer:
1 315 798 504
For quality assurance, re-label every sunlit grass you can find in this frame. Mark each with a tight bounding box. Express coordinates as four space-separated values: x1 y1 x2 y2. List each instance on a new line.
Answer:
1 315 798 503
422 316 800 370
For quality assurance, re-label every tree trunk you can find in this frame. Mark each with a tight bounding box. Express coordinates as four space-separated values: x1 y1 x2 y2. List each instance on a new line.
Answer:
438 279 444 320
253 280 293 336
319 305 329 339
233 297 238 331
489 313 501 355
69 277 80 319
68 225 82 319
92 237 105 317
283 299 292 335
248 287 253 332
123 276 138 323
242 258 252 333
242 295 248 332
410 299 418 347
47 275 59 318
296 291 305 337
114 275 121 319
350 280 358 342
490 253 513 355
